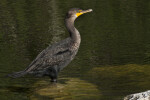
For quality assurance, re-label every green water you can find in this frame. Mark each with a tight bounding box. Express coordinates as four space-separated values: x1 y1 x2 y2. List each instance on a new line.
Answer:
0 0 150 100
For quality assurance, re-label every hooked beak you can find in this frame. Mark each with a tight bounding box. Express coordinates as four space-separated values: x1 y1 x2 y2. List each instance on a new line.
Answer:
76 9 93 17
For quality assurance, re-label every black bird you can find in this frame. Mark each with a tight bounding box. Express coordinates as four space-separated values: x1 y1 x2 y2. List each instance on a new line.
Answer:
8 8 93 82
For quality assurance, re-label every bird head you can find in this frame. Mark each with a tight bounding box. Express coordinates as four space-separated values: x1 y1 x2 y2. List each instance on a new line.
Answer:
66 8 93 19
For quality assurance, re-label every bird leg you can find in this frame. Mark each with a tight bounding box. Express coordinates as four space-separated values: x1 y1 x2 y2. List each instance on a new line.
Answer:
46 67 58 82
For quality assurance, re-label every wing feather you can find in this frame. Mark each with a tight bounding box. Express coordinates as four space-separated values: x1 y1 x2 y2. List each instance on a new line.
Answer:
25 38 72 72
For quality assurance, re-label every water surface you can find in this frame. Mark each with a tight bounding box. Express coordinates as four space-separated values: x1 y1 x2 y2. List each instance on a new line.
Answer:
0 0 150 100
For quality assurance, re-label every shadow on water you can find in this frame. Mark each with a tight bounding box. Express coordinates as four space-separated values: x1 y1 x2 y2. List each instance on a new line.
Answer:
5 86 30 93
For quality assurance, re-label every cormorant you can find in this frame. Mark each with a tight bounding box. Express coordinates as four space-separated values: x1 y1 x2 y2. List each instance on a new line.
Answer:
8 8 93 82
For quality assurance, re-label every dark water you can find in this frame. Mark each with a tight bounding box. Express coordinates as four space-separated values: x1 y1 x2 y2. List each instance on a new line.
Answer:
0 0 150 100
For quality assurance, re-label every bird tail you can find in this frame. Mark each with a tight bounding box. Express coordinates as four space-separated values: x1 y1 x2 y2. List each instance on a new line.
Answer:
7 71 27 78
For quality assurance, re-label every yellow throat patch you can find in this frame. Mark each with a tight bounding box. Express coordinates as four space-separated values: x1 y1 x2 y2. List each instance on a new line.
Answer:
76 12 83 17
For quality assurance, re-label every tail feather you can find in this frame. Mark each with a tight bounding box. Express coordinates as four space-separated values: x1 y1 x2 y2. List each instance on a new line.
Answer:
7 71 27 78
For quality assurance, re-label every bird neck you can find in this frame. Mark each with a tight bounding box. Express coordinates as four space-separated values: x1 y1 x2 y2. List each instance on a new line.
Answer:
65 18 81 44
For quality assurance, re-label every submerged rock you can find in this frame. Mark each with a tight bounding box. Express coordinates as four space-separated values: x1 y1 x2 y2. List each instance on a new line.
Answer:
30 78 101 100
124 90 150 100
